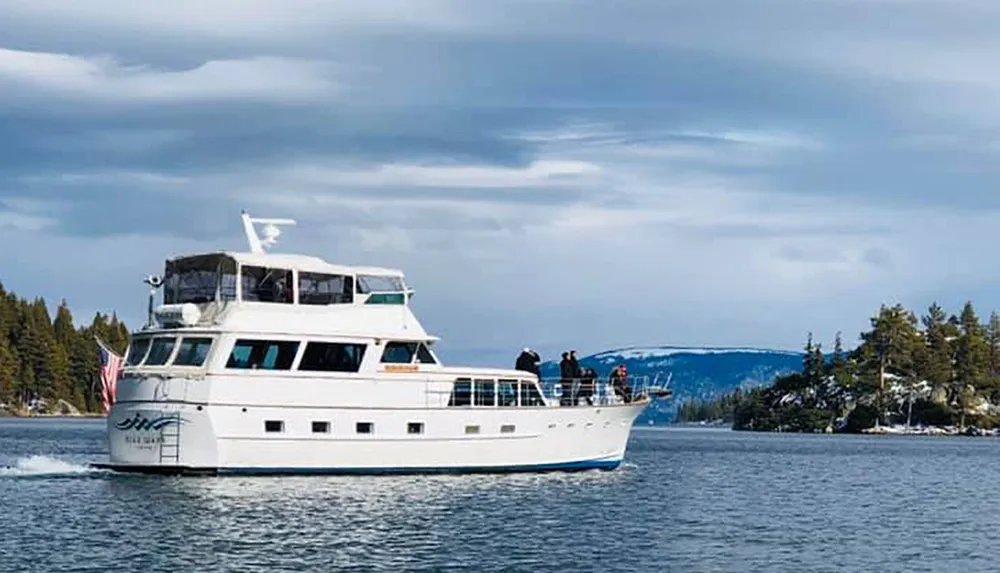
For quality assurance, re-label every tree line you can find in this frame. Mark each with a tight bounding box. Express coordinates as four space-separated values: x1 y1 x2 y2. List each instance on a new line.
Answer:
0 282 129 415
675 392 743 424
678 301 1000 433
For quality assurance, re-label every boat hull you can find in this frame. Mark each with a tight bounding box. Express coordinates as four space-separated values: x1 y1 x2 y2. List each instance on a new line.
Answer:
100 400 646 476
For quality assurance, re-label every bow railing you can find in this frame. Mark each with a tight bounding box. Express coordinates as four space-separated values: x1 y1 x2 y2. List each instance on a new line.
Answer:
536 373 673 407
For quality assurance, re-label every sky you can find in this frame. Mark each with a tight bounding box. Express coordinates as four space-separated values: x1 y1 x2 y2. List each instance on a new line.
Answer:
2 0 1000 366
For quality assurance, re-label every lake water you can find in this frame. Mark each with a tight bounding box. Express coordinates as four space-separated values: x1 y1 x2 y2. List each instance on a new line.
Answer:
1 418 997 572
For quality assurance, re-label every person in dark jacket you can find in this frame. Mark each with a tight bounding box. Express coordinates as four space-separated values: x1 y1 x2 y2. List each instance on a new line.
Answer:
559 352 573 406
610 364 631 403
567 350 583 404
515 348 534 373
515 348 541 376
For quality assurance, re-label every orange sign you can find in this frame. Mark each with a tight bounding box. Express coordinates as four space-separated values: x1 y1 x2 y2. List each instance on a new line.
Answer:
383 364 419 373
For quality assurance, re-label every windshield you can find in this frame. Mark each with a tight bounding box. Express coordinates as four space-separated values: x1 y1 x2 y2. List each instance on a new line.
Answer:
164 255 237 305
356 275 405 293
126 336 151 366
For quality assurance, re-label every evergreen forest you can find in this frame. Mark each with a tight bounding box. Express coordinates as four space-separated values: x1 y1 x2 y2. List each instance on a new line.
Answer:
676 301 1000 433
0 282 129 415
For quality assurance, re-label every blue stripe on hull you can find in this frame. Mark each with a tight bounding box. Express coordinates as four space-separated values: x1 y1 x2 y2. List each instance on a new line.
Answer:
91 458 622 476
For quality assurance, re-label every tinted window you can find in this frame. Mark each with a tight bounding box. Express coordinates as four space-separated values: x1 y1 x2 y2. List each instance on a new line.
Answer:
265 420 284 433
241 266 293 303
126 337 151 366
144 337 177 366
164 255 236 305
299 272 353 305
416 344 436 364
474 379 495 406
519 381 544 406
298 342 366 372
448 379 472 406
312 421 330 433
173 337 213 366
498 379 517 407
226 339 299 370
381 341 418 363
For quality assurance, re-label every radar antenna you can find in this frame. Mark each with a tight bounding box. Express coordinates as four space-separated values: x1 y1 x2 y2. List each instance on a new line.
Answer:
241 210 297 253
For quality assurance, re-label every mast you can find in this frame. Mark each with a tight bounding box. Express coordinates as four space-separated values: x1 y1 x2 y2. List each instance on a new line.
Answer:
241 210 297 253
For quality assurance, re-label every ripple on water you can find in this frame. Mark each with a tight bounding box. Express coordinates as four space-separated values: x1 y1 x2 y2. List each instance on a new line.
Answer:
2 421 1000 572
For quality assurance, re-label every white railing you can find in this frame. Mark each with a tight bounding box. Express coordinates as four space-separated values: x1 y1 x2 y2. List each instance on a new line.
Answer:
422 373 673 409
536 374 672 407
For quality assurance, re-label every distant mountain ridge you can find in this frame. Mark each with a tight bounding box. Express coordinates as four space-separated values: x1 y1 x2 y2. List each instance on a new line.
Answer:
539 345 804 424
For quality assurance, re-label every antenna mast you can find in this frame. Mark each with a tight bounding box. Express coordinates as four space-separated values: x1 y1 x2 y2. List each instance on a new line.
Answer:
241 210 297 253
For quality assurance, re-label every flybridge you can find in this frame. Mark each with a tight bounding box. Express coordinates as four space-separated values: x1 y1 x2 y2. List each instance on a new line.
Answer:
142 211 415 329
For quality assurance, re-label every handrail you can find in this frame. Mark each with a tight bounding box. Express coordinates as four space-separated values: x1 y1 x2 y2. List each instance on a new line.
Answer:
532 374 671 407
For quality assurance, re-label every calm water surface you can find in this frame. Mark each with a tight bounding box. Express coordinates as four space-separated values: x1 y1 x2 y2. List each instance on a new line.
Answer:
1 418 997 572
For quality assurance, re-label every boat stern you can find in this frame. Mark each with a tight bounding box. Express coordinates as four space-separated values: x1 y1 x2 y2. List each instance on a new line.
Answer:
106 403 218 472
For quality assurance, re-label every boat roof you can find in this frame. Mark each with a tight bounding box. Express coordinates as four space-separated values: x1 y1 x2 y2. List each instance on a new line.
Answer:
168 250 405 279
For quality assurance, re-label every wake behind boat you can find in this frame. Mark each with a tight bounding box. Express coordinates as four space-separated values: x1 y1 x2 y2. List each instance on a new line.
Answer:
93 212 668 475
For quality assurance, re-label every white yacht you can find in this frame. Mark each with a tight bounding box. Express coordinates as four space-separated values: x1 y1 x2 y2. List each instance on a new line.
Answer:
95 212 667 475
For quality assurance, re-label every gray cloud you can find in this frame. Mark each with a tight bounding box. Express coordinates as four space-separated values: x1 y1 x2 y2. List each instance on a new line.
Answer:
3 0 1000 361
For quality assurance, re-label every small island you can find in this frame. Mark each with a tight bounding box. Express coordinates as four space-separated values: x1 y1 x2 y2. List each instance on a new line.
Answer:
0 282 128 417
676 301 1000 435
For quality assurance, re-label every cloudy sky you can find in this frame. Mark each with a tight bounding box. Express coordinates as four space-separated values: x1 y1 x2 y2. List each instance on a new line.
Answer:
2 0 999 365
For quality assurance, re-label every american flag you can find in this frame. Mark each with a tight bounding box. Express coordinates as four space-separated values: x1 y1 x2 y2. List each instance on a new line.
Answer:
96 337 125 413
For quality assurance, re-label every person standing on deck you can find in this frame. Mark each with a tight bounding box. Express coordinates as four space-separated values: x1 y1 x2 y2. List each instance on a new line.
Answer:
610 365 632 403
559 352 573 406
528 349 541 376
568 350 582 405
515 348 535 373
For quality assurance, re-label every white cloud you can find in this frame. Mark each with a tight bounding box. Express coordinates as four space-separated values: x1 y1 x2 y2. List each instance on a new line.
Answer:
0 48 339 104
276 159 603 190
0 0 472 43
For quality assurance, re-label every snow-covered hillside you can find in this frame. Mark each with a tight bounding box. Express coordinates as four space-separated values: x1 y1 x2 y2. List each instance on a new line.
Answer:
540 345 803 424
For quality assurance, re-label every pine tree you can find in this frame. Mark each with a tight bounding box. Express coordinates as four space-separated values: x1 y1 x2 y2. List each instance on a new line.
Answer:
0 338 16 406
803 332 816 378
984 311 1000 399
830 331 853 415
954 301 989 428
858 304 920 426
920 302 957 404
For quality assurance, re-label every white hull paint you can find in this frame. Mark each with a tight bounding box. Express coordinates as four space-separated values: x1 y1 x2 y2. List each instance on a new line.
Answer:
103 381 646 475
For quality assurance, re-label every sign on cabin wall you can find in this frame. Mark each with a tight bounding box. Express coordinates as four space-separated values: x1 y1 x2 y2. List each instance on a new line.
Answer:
383 364 419 373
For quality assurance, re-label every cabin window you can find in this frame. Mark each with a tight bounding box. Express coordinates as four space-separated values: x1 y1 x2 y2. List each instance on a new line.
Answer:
356 422 373 434
164 255 237 304
144 337 177 366
357 274 407 305
501 424 516 434
381 342 416 363
448 378 472 406
226 339 299 370
172 337 213 367
474 379 495 407
126 336 152 366
241 266 294 303
407 422 424 435
298 342 367 372
312 421 330 434
416 344 436 364
380 341 437 364
299 272 354 305
497 379 518 407
518 381 545 406
265 420 284 433
465 425 480 435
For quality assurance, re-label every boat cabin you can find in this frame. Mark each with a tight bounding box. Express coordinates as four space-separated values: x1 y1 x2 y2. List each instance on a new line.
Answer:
162 252 411 308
